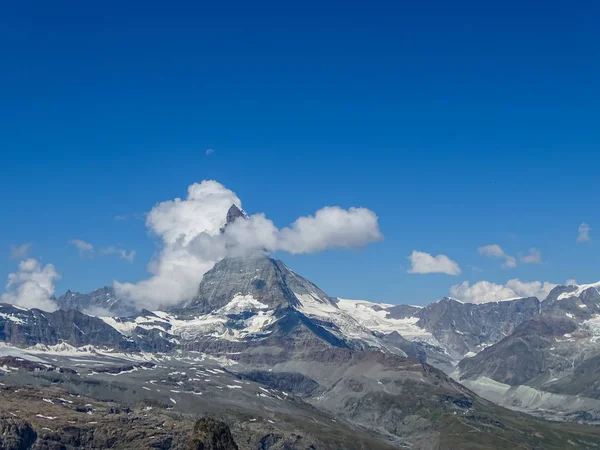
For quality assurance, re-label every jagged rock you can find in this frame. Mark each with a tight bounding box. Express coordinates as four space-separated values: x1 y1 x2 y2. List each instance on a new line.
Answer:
188 417 238 450
458 315 578 385
0 304 138 351
55 286 137 317
0 413 37 450
219 204 248 234
415 296 541 358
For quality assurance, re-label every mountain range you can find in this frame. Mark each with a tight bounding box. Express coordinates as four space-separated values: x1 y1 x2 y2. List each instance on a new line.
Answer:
2 205 600 449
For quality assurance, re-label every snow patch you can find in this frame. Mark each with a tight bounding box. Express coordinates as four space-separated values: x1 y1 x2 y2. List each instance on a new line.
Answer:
557 282 600 301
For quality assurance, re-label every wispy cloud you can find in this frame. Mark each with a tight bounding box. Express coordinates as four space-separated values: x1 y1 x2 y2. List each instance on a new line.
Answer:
478 244 516 268
9 242 32 260
520 248 542 264
578 222 591 242
114 212 146 221
407 250 461 275
69 239 94 257
205 148 215 156
100 247 136 262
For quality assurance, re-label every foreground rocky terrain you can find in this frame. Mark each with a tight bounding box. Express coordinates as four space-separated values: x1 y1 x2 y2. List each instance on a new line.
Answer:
2 344 600 449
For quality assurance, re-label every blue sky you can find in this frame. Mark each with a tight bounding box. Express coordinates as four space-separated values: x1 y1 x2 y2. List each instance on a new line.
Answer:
1 1 599 306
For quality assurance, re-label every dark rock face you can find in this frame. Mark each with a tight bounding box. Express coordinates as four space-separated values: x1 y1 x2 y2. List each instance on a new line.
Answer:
131 325 175 353
0 413 37 450
0 304 138 351
385 304 422 319
381 331 426 363
542 286 600 320
188 417 239 450
544 285 578 306
415 296 541 358
225 205 246 226
458 315 578 385
180 306 352 367
219 204 248 234
55 286 137 317
237 371 322 397
457 284 600 397
0 356 76 374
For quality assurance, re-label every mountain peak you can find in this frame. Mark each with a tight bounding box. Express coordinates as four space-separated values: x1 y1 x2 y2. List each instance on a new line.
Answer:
226 204 247 225
220 204 248 234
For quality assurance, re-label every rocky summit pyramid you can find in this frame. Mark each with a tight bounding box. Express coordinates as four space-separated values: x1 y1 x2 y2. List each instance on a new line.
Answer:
166 251 384 363
219 203 248 233
181 253 332 315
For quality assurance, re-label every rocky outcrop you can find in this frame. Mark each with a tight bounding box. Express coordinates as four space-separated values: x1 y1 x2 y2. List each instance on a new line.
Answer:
188 417 239 450
0 413 37 450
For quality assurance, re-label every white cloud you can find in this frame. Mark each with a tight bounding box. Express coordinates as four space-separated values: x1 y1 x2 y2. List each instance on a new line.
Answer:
478 244 517 268
277 207 383 254
505 279 557 299
69 239 94 256
114 180 383 310
9 242 32 260
205 148 214 156
449 278 558 304
478 244 504 258
100 247 136 262
578 222 591 242
565 279 578 286
520 248 541 264
407 251 461 275
450 280 515 303
1 258 60 311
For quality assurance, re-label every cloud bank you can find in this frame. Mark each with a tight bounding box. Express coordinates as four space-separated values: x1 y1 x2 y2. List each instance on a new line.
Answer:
114 180 383 310
1 259 60 311
450 278 558 304
407 251 461 275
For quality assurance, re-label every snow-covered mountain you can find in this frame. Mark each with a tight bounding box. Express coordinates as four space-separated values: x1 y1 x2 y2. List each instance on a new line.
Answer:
103 253 406 365
43 262 552 371
456 281 600 421
5 204 600 435
5 272 599 448
55 286 137 317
